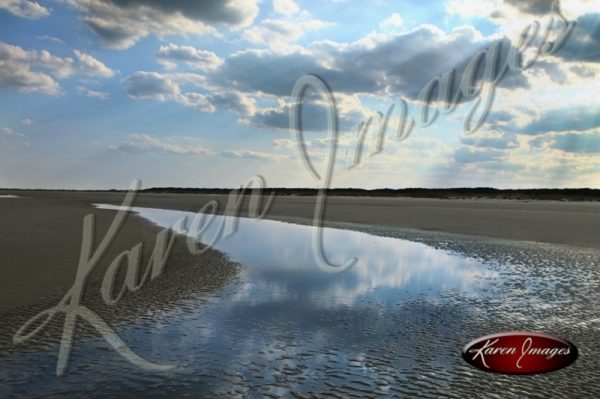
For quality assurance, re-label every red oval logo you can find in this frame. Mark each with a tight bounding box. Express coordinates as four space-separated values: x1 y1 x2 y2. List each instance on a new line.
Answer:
462 331 578 374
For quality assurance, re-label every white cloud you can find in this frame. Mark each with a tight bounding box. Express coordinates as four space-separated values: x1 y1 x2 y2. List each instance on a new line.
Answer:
446 0 498 19
77 85 110 100
21 118 33 125
503 0 598 19
0 42 75 95
125 71 255 114
0 126 28 150
123 23 516 133
129 8 598 151
242 12 330 51
36 35 65 44
62 0 260 49
156 43 224 71
0 126 25 137
221 149 286 161
461 129 519 149
0 0 49 19
570 65 596 78
447 0 597 40
125 71 183 101
208 90 256 115
74 50 115 77
380 13 403 29
273 138 296 149
110 134 212 155
272 0 300 16
221 24 496 99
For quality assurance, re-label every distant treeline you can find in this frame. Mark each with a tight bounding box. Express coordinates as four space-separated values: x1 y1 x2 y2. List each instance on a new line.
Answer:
139 187 600 201
4 187 600 201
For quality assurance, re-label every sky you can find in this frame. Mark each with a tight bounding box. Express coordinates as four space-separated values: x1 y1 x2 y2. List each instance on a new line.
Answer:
0 0 599 189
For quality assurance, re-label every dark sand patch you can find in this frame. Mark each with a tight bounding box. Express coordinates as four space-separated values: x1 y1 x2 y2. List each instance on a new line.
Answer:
0 194 240 352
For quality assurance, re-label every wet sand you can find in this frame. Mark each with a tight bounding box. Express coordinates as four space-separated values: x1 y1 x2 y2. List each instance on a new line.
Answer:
2 192 600 398
2 191 600 397
0 193 239 348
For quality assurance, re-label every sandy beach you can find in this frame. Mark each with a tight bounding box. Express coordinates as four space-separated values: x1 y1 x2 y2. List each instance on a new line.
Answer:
4 189 600 248
2 188 599 318
1 189 598 330
0 192 240 349
2 190 600 397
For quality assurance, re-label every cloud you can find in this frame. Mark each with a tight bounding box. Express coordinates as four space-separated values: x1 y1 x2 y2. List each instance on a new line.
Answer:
250 97 336 130
570 65 596 78
221 149 286 161
120 20 545 135
218 24 526 99
245 104 292 129
125 22 546 133
448 0 596 42
0 126 25 137
0 42 75 95
483 110 513 126
63 0 260 49
125 71 255 114
156 43 223 71
447 0 498 19
461 130 519 149
502 0 598 18
532 131 600 154
209 90 256 115
215 49 320 97
553 13 600 62
74 50 115 77
177 90 256 115
380 13 403 29
77 85 110 99
0 0 49 19
241 94 362 132
242 13 330 51
272 0 300 16
205 24 532 132
273 138 296 149
520 106 600 135
530 60 567 84
453 146 504 163
110 133 212 155
0 126 28 150
21 118 33 125
503 0 552 16
273 136 351 153
125 71 182 101
36 35 65 44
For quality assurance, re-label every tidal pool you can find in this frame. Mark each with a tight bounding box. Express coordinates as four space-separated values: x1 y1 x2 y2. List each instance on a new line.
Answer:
2 205 600 398
94 205 494 305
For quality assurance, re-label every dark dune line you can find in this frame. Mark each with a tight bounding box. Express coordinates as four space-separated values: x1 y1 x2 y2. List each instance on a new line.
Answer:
4 187 600 201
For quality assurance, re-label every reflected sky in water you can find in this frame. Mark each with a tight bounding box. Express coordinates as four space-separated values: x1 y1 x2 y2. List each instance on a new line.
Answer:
95 205 493 308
